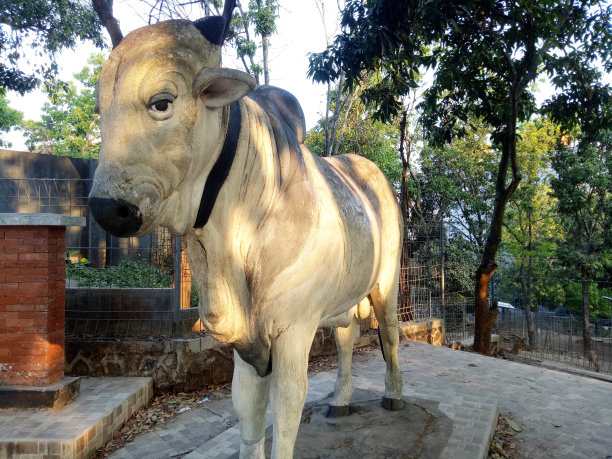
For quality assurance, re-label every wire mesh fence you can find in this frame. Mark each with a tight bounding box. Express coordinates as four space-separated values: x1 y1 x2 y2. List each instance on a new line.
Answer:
0 177 203 340
495 310 612 374
3 176 610 375
0 178 89 216
399 218 444 322
65 229 206 339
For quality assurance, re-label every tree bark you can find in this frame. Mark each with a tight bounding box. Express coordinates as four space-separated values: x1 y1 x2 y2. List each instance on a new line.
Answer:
473 263 499 355
92 0 123 48
262 34 270 85
473 92 521 355
519 261 536 348
581 266 600 371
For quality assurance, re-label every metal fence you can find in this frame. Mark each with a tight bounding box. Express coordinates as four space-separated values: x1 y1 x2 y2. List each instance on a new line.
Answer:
495 309 612 374
398 218 444 322
0 177 89 216
4 177 610 375
398 217 612 376
0 177 203 339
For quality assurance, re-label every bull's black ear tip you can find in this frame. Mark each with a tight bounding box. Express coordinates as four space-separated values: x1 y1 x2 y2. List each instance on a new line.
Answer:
194 16 225 45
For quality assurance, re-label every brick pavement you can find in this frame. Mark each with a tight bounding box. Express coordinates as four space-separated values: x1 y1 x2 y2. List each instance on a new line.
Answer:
0 377 152 458
109 341 612 459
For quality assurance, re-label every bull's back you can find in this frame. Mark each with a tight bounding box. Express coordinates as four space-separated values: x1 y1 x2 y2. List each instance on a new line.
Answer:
313 153 402 303
243 88 400 322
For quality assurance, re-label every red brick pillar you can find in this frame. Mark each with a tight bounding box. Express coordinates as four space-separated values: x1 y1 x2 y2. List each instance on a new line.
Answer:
0 214 84 387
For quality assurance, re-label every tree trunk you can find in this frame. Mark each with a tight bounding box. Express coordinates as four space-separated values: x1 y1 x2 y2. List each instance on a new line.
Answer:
324 81 331 156
473 92 521 355
473 263 498 355
520 261 536 347
581 266 600 371
262 34 270 85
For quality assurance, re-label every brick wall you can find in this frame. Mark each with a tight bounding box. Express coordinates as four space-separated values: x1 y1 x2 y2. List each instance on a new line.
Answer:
0 225 66 385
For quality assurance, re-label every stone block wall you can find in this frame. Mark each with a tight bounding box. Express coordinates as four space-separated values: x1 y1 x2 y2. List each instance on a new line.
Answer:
0 225 66 385
399 319 445 346
65 336 234 393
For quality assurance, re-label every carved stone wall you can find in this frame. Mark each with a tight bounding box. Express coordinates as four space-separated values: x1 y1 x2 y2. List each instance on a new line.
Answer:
65 336 233 393
398 319 445 346
65 318 445 392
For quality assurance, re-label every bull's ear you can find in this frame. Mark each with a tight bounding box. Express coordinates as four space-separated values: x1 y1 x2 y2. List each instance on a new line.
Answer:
193 68 256 108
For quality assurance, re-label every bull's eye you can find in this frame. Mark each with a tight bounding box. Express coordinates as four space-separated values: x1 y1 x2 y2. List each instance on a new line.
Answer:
147 92 176 120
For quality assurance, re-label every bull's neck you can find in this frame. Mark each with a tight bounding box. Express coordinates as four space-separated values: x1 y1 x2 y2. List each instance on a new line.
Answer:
193 101 241 228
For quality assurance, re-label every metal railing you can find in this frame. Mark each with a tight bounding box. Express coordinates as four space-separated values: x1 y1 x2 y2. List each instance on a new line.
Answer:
5 177 609 375
495 310 612 374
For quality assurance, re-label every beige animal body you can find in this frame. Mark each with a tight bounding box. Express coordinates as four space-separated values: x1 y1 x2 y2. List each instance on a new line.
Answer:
90 17 404 459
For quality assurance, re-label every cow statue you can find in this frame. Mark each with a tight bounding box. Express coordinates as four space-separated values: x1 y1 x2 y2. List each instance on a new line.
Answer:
89 5 404 458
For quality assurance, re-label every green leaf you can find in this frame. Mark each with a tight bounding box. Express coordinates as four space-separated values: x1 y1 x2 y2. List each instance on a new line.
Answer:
505 418 522 432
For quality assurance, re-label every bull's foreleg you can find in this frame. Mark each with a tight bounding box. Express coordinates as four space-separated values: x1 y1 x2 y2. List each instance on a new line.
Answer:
328 314 359 417
233 350 270 459
269 324 317 459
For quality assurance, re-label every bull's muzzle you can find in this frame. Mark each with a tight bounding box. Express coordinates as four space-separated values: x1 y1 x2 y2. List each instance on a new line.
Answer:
89 197 143 237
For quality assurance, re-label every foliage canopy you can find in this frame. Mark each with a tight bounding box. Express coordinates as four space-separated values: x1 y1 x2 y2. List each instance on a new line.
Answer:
0 0 105 94
21 54 103 158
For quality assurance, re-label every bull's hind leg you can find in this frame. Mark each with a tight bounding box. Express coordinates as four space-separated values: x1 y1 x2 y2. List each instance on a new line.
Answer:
233 351 270 459
371 283 404 410
328 313 360 417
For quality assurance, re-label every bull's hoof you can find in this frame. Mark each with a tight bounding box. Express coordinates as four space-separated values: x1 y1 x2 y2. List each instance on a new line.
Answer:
382 397 405 411
326 404 350 418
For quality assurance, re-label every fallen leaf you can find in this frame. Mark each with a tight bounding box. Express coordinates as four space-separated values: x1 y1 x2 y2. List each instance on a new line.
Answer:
505 418 522 432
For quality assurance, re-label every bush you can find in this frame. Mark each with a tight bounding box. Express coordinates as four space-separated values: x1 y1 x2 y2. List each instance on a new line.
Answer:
67 260 172 288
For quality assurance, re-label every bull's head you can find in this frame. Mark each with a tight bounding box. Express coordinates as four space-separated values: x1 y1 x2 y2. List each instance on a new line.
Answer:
89 12 256 237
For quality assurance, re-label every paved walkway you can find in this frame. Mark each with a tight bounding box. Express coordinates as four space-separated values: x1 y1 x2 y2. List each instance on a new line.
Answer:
0 377 153 458
110 341 612 459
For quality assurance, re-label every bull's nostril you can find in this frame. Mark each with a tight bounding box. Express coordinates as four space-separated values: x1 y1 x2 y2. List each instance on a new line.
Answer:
116 205 129 219
89 196 143 237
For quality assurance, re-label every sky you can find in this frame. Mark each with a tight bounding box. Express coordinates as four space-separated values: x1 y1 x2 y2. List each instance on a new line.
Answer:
4 0 340 150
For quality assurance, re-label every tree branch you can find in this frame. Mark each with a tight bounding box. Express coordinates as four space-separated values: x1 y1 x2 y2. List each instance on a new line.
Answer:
92 0 123 48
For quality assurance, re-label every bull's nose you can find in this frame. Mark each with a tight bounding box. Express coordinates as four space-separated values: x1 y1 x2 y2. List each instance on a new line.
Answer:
89 197 143 237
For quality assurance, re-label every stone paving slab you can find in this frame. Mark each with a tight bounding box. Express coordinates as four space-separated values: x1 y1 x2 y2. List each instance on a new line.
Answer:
5 340 609 458
109 397 237 459
112 341 611 459
0 377 152 458
391 342 612 458
183 361 497 459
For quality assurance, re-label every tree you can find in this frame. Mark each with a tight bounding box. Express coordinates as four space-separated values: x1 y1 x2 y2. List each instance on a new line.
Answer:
0 87 23 147
248 0 277 85
0 0 105 94
309 0 612 354
420 119 498 254
305 84 402 186
132 0 278 85
551 127 611 370
502 118 560 347
21 54 103 158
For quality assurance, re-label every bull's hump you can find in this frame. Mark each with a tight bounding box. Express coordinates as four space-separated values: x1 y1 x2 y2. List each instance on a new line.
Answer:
248 86 306 144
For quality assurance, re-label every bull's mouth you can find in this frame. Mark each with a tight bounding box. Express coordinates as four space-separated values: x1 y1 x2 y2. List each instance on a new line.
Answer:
89 196 143 237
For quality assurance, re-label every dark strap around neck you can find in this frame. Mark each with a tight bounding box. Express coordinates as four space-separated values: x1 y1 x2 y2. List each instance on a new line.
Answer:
194 101 241 228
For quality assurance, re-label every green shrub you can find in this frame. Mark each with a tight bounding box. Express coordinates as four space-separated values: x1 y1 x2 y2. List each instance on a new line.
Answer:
67 260 172 288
